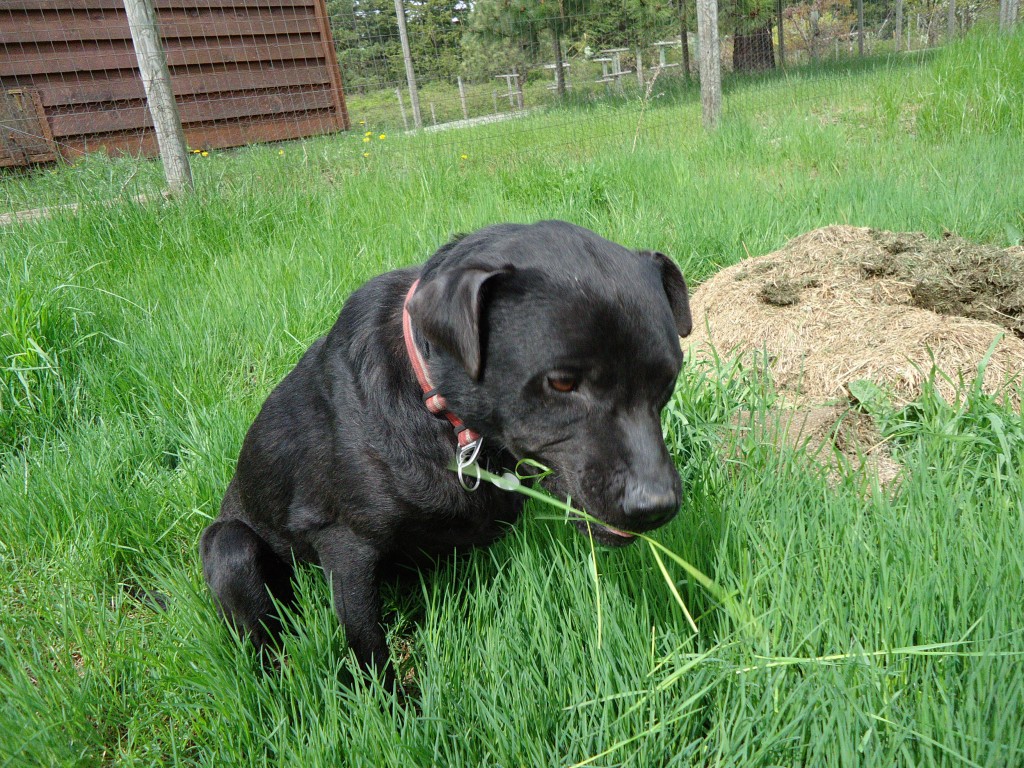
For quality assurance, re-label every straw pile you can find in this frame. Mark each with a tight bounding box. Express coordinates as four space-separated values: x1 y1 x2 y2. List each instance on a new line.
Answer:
687 226 1024 481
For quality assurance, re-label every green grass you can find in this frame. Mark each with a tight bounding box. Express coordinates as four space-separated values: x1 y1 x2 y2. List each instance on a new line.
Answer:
2 27 1023 767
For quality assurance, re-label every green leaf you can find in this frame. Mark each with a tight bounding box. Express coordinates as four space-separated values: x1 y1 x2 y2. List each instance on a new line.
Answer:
846 379 888 411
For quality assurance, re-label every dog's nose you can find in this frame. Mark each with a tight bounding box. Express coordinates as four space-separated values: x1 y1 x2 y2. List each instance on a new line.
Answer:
622 487 680 528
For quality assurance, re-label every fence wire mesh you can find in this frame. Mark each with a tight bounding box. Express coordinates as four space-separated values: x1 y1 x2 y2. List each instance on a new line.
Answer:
0 0 1012 183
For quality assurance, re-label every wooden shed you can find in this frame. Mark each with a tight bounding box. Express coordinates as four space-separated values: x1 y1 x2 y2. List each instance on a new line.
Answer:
1 0 350 168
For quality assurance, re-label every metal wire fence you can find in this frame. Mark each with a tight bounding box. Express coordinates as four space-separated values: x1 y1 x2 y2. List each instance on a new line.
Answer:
0 0 1012 181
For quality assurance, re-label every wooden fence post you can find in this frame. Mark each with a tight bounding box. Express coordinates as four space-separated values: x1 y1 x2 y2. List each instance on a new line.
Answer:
696 0 721 129
857 0 865 55
458 76 469 120
895 0 903 50
776 0 785 67
393 0 422 129
1000 0 1019 29
122 0 192 194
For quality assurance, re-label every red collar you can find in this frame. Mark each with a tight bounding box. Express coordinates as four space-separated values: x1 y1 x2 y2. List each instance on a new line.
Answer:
402 279 482 449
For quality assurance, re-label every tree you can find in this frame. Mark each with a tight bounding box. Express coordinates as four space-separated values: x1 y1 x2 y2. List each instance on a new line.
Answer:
721 0 776 70
406 0 465 82
680 0 693 78
328 0 464 91
328 0 403 92
579 0 679 59
463 0 585 97
784 0 855 62
538 0 581 96
461 0 542 91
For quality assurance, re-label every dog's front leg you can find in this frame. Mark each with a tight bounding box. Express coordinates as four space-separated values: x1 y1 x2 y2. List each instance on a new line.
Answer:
314 530 393 685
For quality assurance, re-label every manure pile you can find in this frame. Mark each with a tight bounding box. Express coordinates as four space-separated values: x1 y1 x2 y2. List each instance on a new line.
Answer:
687 226 1024 481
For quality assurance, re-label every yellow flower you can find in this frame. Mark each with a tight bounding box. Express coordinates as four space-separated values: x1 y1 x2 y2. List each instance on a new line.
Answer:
363 136 371 143
460 154 468 160
191 149 201 154
359 120 366 125
378 133 386 140
363 152 370 158
200 151 209 157
278 149 284 156
365 131 373 137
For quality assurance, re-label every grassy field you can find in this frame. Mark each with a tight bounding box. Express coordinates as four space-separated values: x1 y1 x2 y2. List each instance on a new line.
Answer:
2 28 1023 767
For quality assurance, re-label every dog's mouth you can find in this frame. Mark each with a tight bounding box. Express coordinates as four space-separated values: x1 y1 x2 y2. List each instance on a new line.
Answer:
570 516 638 547
532 471 640 547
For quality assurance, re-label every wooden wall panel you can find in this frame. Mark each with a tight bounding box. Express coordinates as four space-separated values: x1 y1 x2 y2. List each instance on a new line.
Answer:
0 0 348 165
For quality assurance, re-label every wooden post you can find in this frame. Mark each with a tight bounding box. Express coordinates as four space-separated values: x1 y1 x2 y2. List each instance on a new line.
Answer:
457 76 469 120
636 48 644 86
512 68 524 110
552 33 567 97
430 102 436 125
122 0 192 194
1000 0 1018 29
776 0 785 67
947 0 956 38
393 0 422 129
857 0 865 55
696 0 721 129
895 0 903 51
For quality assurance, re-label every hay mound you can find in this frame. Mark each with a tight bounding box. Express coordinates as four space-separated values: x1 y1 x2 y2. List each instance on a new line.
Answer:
688 226 1024 407
732 405 903 486
688 226 1024 482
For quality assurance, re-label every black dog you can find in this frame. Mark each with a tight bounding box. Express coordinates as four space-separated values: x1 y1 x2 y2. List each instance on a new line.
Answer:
200 220 692 678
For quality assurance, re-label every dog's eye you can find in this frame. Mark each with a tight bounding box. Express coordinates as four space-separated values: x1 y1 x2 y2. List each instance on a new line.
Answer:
547 376 578 393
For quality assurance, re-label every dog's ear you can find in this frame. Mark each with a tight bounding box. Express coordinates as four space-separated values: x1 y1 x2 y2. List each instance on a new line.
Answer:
642 251 693 338
407 265 512 380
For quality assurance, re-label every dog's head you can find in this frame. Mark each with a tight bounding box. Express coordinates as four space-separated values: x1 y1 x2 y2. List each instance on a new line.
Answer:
407 221 692 546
